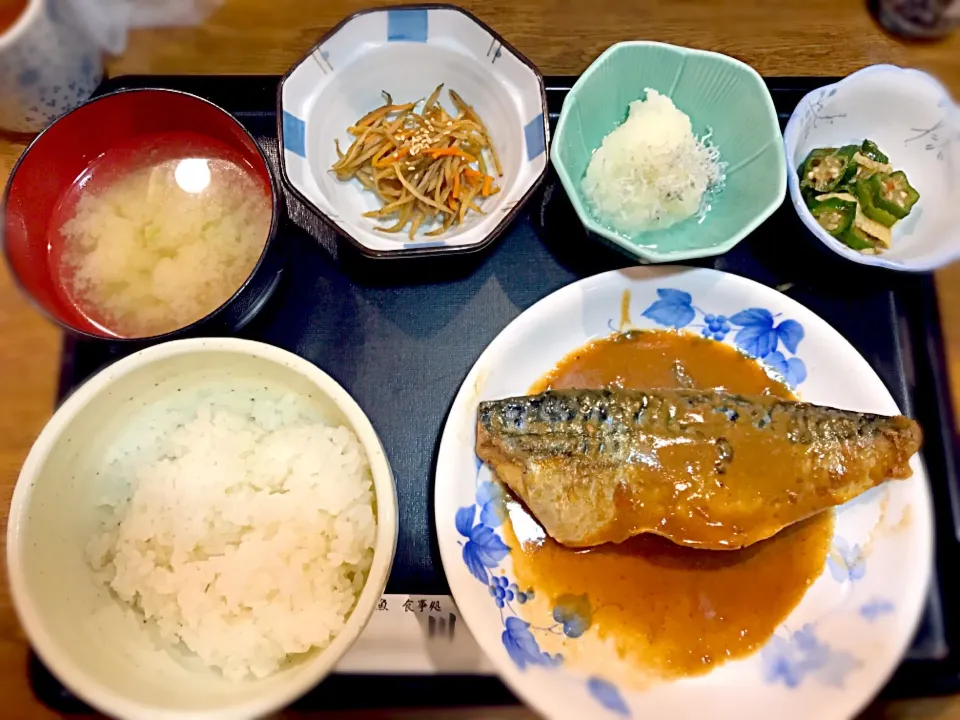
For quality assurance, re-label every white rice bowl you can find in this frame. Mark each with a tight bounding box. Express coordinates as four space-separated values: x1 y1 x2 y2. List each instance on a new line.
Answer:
7 339 397 720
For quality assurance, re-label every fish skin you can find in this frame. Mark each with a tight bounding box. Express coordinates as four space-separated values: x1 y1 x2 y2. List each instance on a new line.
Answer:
476 388 922 550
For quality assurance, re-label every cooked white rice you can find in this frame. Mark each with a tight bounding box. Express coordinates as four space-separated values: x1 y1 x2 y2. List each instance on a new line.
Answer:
86 393 376 681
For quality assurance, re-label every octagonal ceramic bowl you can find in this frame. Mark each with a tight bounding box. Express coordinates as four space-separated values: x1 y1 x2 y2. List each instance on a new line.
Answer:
783 65 960 272
277 4 549 258
551 42 786 263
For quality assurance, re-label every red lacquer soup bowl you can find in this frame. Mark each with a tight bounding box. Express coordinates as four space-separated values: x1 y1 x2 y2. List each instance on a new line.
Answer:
2 88 284 341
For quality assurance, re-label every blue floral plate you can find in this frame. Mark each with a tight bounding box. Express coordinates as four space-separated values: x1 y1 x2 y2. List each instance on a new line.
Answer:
435 266 933 720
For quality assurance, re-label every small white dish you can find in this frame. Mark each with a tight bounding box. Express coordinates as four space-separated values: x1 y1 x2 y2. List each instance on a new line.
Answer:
7 338 398 720
277 4 549 258
435 266 933 720
783 65 960 272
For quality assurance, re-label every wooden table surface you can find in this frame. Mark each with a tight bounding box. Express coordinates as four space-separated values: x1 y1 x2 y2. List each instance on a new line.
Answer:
0 1 958 718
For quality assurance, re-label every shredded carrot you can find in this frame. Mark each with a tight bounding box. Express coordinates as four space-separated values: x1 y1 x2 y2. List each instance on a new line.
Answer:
372 146 408 168
357 106 391 128
332 86 502 240
368 145 392 168
356 101 415 128
423 147 476 162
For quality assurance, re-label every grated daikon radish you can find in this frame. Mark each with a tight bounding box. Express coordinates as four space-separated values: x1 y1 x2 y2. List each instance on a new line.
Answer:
582 89 723 234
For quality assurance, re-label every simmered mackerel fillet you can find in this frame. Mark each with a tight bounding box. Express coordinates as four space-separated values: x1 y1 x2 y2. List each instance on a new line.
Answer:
476 388 922 550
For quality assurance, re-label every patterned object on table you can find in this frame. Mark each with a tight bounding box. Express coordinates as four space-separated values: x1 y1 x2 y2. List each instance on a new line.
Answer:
0 0 102 133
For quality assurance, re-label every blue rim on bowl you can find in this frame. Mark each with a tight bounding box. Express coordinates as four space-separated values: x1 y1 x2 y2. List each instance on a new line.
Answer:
276 3 550 259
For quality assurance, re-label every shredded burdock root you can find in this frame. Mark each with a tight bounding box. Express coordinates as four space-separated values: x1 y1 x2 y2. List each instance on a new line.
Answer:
331 85 503 240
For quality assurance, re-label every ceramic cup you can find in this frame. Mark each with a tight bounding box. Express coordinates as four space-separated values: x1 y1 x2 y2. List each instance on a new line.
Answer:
0 0 103 133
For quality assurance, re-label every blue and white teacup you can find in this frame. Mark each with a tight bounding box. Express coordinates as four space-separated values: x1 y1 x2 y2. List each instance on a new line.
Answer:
0 0 103 133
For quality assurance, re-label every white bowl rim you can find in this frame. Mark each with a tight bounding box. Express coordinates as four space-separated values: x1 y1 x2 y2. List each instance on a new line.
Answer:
550 40 787 263
274 2 550 260
782 63 960 273
6 337 399 720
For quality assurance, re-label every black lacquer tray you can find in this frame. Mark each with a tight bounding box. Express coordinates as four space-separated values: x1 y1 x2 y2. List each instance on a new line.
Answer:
31 74 960 712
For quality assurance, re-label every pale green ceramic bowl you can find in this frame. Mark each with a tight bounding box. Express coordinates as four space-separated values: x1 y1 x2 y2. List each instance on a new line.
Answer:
551 41 786 262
